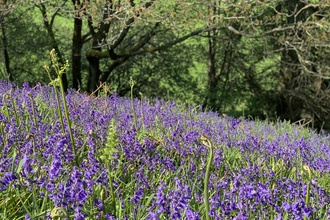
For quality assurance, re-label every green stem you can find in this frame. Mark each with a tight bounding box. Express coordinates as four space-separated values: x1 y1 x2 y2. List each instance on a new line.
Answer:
32 185 39 214
10 90 20 126
303 165 311 205
46 49 77 166
28 93 38 133
14 188 33 219
50 207 69 219
130 77 138 130
107 163 116 216
303 165 311 220
2 94 10 123
40 191 49 213
201 135 214 220
59 78 77 166
0 122 5 144
53 87 65 133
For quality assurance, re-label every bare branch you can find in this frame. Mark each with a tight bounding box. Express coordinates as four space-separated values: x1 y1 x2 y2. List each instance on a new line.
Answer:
50 0 69 27
227 25 294 38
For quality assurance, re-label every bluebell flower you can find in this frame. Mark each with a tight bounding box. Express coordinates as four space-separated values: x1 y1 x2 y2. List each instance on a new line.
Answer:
146 212 160 220
0 172 17 189
130 186 144 205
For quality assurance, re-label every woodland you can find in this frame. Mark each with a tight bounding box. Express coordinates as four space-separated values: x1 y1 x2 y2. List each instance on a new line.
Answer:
1 0 330 130
2 1 330 219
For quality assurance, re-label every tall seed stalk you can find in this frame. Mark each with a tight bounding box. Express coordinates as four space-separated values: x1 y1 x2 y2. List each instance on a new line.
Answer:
303 165 311 220
10 89 20 126
129 77 138 130
95 119 119 216
43 49 78 166
201 135 214 220
27 93 38 133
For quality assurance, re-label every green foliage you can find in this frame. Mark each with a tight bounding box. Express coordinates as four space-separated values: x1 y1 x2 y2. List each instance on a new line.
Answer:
97 119 120 163
3 0 330 131
106 25 201 104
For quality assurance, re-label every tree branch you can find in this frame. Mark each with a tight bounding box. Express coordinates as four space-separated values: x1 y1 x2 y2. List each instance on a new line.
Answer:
227 25 294 38
129 22 160 53
98 25 227 83
50 0 68 27
107 0 156 59
87 15 96 37
108 17 135 59
126 25 227 56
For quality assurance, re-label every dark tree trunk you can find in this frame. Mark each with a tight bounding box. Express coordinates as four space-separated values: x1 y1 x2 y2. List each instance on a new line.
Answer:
277 0 305 121
39 4 68 91
204 3 221 111
72 13 82 89
45 24 68 92
0 16 12 81
86 0 112 93
87 53 101 93
204 29 235 112
205 30 218 111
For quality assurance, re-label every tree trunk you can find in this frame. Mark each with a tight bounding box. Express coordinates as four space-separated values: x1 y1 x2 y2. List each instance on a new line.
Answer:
86 0 112 93
204 2 221 111
277 0 305 121
47 28 68 92
86 52 101 93
72 15 82 90
45 24 68 92
39 4 68 91
0 16 13 81
205 30 218 111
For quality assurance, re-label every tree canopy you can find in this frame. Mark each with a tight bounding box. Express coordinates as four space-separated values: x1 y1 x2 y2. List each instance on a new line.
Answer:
2 0 330 130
